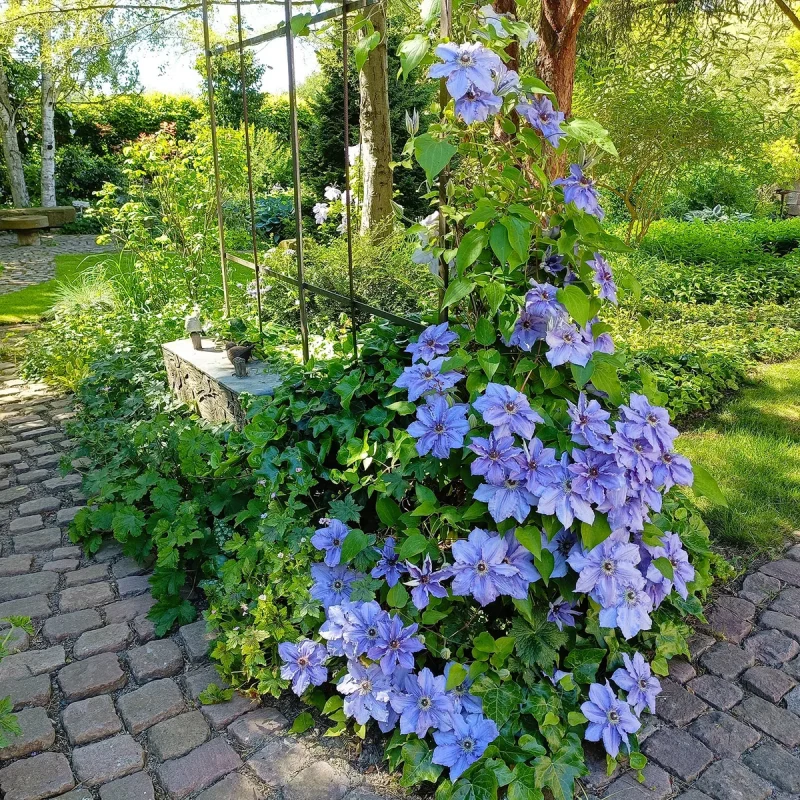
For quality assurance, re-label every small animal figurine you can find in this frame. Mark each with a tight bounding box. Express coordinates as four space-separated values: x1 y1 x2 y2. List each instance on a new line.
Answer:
232 357 248 378
185 308 204 350
225 341 256 365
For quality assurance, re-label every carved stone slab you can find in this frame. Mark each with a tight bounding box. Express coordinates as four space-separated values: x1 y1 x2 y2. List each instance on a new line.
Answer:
161 338 281 429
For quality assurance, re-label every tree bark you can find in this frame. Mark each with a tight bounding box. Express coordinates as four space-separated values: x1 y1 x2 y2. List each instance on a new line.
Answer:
40 64 57 207
358 1 392 236
0 57 30 207
535 0 591 116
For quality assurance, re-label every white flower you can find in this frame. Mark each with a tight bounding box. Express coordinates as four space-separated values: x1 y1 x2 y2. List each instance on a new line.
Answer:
324 185 342 201
258 594 267 601
412 246 439 274
348 144 361 166
519 26 537 49
479 4 506 36
312 202 329 225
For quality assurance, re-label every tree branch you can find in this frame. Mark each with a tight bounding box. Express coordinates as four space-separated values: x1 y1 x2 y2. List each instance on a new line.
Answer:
774 0 800 30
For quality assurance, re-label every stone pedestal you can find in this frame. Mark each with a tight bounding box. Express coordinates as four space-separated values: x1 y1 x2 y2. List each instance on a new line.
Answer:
162 339 281 428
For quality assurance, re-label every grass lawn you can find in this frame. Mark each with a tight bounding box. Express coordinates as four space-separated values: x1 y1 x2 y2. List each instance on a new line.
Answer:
680 359 800 563
0 252 128 324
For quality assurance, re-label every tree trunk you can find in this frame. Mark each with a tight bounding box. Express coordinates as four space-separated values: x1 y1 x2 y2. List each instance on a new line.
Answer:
535 0 586 117
358 2 392 236
40 63 56 207
0 57 29 208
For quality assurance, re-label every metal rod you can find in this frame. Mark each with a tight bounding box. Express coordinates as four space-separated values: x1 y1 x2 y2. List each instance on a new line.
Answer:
342 3 357 360
202 0 230 317
285 0 310 362
236 0 263 339
215 0 378 53
437 0 452 323
225 254 426 331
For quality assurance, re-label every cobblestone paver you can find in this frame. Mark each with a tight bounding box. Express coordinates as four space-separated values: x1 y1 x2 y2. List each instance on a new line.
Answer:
0 359 401 800
7 344 800 800
0 233 111 295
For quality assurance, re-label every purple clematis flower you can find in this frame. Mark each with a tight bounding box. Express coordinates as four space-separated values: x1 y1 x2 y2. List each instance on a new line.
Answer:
537 453 595 528
568 537 644 607
394 358 463 402
646 532 695 600
450 528 518 606
495 530 541 598
337 660 392 725
371 537 408 588
492 63 520 96
320 603 355 656
513 437 560 496
408 396 470 459
585 321 615 355
444 662 483 715
546 319 593 367
542 246 565 275
405 555 453 610
432 713 499 781
612 429 659 483
428 42 502 100
311 563 359 609
474 474 536 524
543 528 578 578
473 383 543 439
612 652 661 716
469 433 522 484
406 322 459 363
548 597 582 630
569 447 626 507
620 394 679 454
368 613 425 675
390 667 454 738
278 639 328 695
553 164 605 219
567 392 613 452
588 253 617 304
599 581 654 639
342 600 387 657
508 308 548 351
311 519 349 567
581 680 640 758
652 451 693 491
455 87 502 124
516 94 565 147
525 281 563 319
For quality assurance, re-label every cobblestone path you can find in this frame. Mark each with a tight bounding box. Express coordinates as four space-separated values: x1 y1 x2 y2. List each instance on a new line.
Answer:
0 361 395 800
0 233 112 296
3 366 800 800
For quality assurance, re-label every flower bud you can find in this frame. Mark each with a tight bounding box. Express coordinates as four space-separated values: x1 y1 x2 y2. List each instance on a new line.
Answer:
440 647 451 660
405 108 420 136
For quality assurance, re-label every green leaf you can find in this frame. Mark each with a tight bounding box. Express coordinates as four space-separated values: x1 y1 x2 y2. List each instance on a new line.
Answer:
489 222 512 266
482 282 506 315
501 216 532 260
534 752 585 800
445 663 468 690
481 684 522 723
355 30 381 72
466 199 498 226
629 752 648 770
567 711 588 726
563 118 618 156
477 349 501 379
590 358 623 405
474 317 495 346
289 12 312 35
414 134 457 182
387 581 409 608
557 285 592 327
640 366 668 406
507 764 544 800
400 740 443 787
451 770 498 800
334 371 362 411
456 229 489 271
290 712 315 733
442 278 476 309
399 533 428 560
515 526 542 559
340 529 370 562
376 496 402 527
580 515 612 549
692 464 728 507
564 647 606 684
653 556 674 580
112 506 145 542
398 34 429 79
571 360 594 389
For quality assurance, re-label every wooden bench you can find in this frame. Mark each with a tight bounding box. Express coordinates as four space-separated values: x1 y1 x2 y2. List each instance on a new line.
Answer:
0 206 76 227
0 215 50 246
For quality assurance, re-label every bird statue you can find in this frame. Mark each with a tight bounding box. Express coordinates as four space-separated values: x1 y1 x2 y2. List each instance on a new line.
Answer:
225 341 256 365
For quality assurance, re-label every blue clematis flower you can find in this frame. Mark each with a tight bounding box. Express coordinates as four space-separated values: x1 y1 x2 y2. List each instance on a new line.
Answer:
525 281 563 319
543 528 579 579
310 563 359 609
450 528 518 606
432 713 499 781
619 394 679 454
341 600 387 657
469 432 522 484
568 447 626 507
408 396 470 459
588 252 618 304
645 532 695 600
507 308 548 351
652 450 693 491
405 555 452 610
567 392 613 452
394 358 463 402
553 164 605 219
568 537 644 608
368 613 425 674
612 652 661 717
581 680 640 758
278 639 328 695
371 537 408 588
337 660 392 725
311 519 349 567
428 42 502 100
455 87 502 124
473 382 543 439
536 453 595 528
513 437 560 496
547 597 582 630
546 319 593 367
390 667 454 738
474 474 536 524
406 322 459 363
599 581 654 639
444 662 483 715
495 530 540 598
516 94 565 147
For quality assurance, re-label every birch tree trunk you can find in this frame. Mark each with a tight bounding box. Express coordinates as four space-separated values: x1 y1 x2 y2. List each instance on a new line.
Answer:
40 63 57 207
358 2 392 236
0 57 29 207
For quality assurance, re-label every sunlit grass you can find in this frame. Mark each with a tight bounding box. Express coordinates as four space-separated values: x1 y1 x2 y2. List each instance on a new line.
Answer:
679 360 800 563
